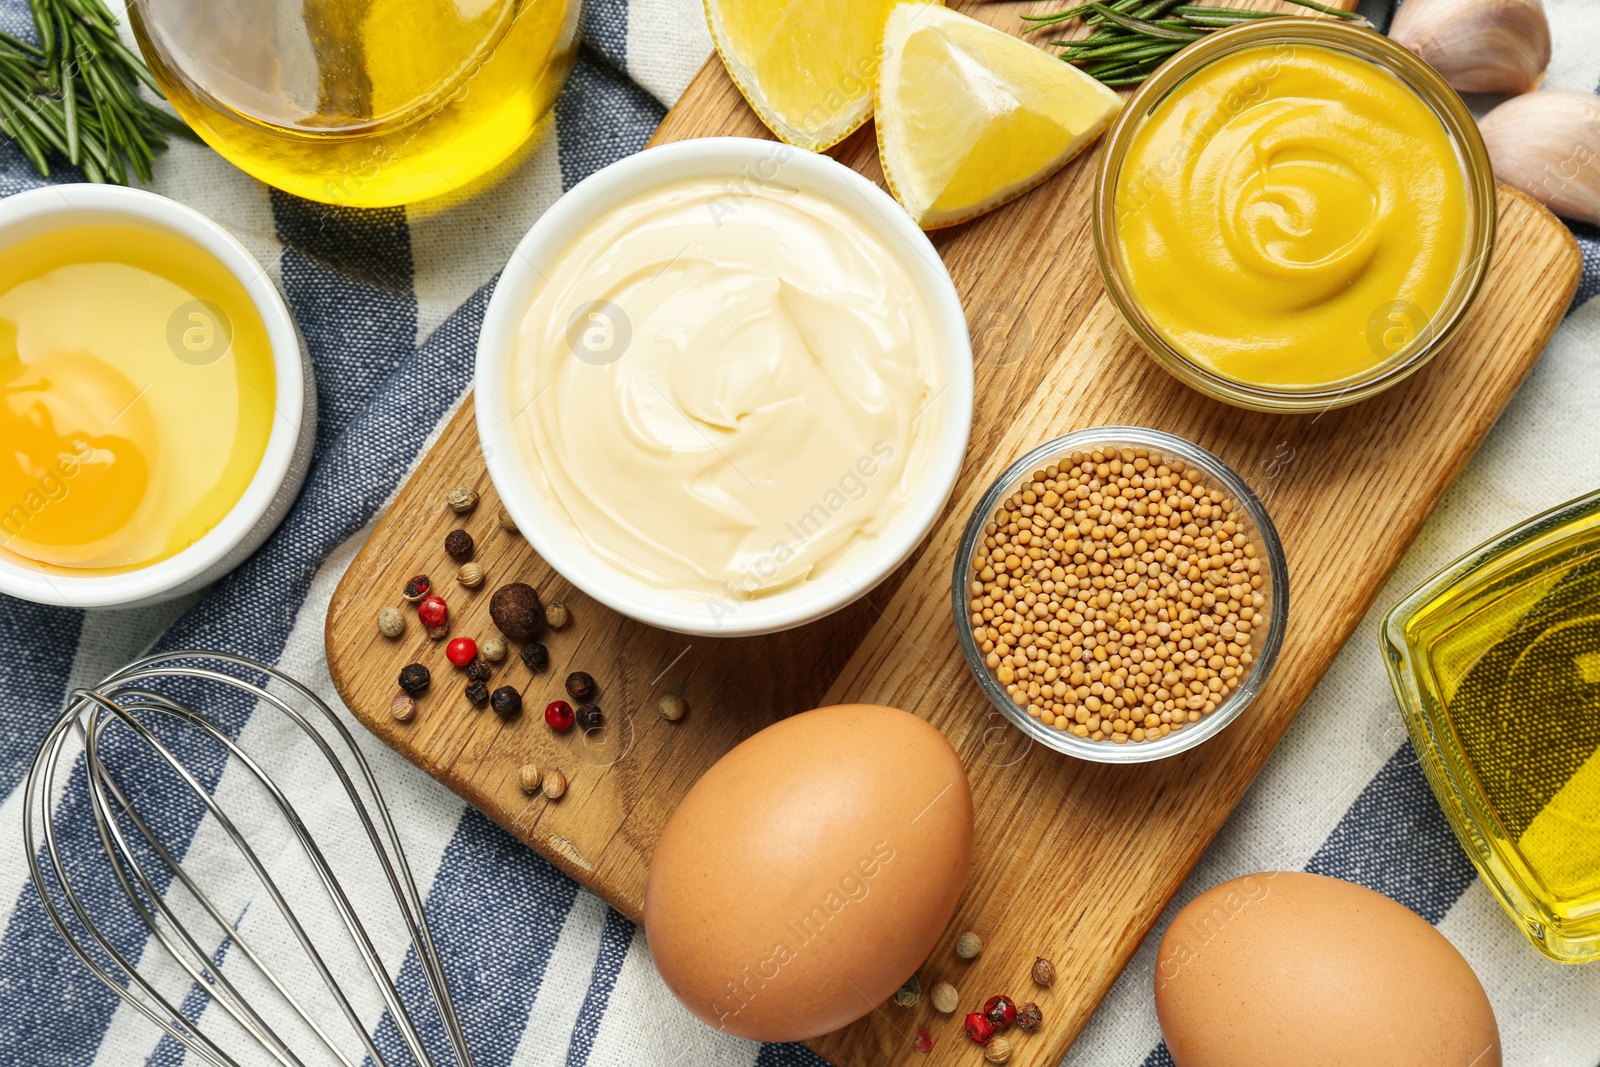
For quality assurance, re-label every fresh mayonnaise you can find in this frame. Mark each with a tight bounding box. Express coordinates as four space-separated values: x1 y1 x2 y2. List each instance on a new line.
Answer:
507 175 946 604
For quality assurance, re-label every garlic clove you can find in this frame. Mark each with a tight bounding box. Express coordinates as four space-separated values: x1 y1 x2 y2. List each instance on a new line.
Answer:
1479 89 1600 227
1390 0 1550 95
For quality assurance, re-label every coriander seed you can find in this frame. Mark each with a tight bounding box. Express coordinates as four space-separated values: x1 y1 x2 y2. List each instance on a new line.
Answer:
542 768 567 799
518 763 542 795
1031 956 1055 987
658 692 687 722
984 1037 1012 1064
457 563 485 589
955 931 983 959
390 694 415 722
446 485 478 514
496 503 518 533
398 663 430 695
481 636 508 663
444 529 474 560
377 607 405 638
930 981 959 1014
545 600 570 629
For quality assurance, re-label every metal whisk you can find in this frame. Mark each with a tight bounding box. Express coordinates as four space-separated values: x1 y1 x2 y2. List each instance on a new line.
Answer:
24 651 476 1067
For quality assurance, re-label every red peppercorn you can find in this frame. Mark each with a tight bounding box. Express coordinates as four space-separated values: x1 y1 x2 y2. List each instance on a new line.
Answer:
983 995 1017 1030
965 1012 995 1045
417 595 447 628
446 637 477 667
545 700 574 731
912 1027 932 1054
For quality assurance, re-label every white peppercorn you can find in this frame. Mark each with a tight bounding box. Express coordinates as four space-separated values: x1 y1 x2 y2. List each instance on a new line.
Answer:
481 636 508 663
955 931 983 959
658 692 687 722
377 607 404 638
446 485 478 514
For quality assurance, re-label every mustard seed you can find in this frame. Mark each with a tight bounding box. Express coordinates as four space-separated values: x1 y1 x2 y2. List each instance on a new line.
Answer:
969 447 1262 744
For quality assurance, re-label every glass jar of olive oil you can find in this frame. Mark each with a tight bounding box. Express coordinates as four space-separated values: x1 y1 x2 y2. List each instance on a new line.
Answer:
1384 490 1600 963
128 0 579 207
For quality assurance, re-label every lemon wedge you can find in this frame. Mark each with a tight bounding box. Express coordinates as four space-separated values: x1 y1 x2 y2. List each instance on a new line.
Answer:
705 0 914 152
877 3 1124 228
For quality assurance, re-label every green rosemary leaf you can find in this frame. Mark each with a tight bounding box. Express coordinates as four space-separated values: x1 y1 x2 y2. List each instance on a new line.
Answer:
0 0 192 183
1087 3 1205 40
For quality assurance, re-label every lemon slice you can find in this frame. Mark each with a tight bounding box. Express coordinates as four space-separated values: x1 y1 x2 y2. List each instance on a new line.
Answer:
705 0 915 152
877 3 1124 228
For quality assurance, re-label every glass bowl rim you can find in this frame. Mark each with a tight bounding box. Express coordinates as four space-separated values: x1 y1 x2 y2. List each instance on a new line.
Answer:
1091 17 1499 413
951 426 1290 764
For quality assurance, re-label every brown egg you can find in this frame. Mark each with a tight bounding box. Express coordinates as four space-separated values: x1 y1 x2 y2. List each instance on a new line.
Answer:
644 703 974 1041
1155 872 1500 1067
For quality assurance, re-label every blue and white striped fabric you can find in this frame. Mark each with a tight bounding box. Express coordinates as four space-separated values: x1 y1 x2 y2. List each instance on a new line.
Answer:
2 0 1599 1063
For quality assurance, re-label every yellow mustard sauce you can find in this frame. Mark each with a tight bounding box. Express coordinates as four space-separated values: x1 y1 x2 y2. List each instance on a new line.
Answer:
1114 43 1470 390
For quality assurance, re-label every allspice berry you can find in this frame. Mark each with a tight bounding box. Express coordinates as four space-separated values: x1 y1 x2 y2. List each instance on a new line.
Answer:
377 607 405 638
490 583 543 641
496 502 518 533
984 1037 1012 1064
542 769 567 799
1031 956 1056 987
545 600 570 629
955 931 983 959
457 562 484 589
398 663 430 695
658 692 687 722
930 981 959 1014
490 685 522 719
521 642 549 672
481 636 508 662
518 763 541 795
444 529 474 560
445 485 478 514
390 694 415 722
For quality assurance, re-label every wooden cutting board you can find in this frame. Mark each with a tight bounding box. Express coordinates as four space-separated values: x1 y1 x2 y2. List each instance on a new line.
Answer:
325 4 1581 1063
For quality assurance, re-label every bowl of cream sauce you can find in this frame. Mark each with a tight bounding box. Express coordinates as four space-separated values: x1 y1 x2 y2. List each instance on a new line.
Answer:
477 138 973 636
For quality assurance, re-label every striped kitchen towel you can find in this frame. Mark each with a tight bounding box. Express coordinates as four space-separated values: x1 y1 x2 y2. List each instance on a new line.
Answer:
1 0 1598 1064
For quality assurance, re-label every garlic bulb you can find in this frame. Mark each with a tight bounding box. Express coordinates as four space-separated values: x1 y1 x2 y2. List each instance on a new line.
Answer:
1479 90 1600 226
1390 0 1550 94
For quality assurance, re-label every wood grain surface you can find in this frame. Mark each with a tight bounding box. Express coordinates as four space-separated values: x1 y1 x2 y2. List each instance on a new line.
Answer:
325 5 1582 1064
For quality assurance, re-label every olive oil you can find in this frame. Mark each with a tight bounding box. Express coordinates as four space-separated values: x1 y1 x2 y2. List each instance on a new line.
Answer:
126 0 577 208
0 223 275 573
1385 492 1600 963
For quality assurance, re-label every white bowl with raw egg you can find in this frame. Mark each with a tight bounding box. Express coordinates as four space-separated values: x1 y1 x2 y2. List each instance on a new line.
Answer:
477 138 974 636
0 185 314 609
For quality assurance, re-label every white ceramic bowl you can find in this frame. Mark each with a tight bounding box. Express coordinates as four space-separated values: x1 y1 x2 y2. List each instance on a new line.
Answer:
0 185 315 609
477 137 974 636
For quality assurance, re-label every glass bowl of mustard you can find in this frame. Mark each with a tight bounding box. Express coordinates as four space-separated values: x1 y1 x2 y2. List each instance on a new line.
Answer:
1383 490 1600 963
952 427 1289 764
1093 19 1497 413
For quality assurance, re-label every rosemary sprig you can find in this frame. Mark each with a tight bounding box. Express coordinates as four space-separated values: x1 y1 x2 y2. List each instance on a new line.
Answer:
1026 0 1372 86
0 0 194 184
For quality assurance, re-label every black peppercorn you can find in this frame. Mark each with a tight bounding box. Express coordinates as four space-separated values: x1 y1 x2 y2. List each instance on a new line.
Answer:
575 702 603 730
398 663 430 695
565 671 596 701
490 583 543 641
464 680 489 707
403 574 431 603
465 658 491 683
490 685 522 719
444 529 474 560
521 642 549 672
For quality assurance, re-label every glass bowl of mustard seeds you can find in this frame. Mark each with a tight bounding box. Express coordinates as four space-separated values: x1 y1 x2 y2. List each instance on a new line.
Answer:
952 427 1289 764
